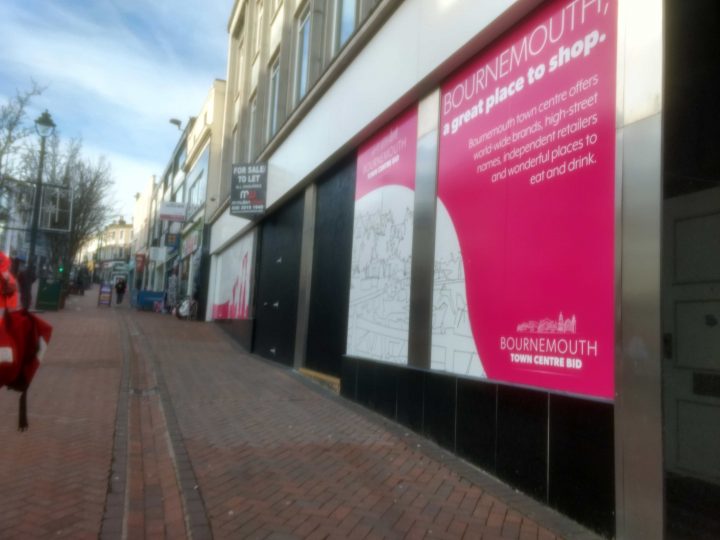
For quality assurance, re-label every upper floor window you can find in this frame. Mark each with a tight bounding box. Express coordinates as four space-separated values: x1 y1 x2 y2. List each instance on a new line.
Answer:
296 6 311 102
236 37 245 99
271 0 282 16
268 56 281 137
335 0 356 51
254 1 264 57
187 146 210 217
247 94 258 160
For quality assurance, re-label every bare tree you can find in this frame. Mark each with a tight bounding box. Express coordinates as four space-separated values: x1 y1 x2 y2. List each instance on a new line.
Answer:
1 85 114 273
42 147 114 267
0 82 44 181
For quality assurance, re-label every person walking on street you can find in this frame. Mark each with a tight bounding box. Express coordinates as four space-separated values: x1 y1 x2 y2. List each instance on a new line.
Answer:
0 252 19 311
115 278 127 305
17 260 35 310
166 270 178 314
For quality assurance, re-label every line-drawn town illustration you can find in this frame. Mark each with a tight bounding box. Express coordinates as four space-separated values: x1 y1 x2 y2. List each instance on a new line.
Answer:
431 200 486 378
347 186 414 364
516 313 577 334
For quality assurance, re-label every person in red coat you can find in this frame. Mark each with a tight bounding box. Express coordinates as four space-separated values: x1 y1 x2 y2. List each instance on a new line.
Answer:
0 251 52 430
0 251 19 310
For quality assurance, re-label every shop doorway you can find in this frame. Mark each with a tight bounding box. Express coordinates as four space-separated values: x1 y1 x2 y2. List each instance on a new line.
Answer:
252 195 304 366
663 1 720 537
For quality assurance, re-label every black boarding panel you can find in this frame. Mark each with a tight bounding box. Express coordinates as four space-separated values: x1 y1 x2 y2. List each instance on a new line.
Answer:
456 378 498 473
215 320 254 352
340 357 359 400
356 358 375 409
423 372 457 451
549 395 615 537
496 385 548 501
252 195 304 366
306 159 356 376
396 367 424 433
372 362 399 420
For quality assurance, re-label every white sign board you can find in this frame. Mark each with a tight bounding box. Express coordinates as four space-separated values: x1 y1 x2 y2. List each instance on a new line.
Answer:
159 201 187 222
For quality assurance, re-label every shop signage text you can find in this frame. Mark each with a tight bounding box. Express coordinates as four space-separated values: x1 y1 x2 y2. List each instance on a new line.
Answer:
230 163 267 218
434 0 618 399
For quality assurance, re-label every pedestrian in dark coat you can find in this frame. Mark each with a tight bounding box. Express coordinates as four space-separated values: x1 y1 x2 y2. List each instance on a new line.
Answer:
17 262 36 310
115 278 127 305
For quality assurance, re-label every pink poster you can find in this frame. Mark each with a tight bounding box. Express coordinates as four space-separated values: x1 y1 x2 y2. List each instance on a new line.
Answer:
434 0 617 399
212 232 255 320
347 108 418 364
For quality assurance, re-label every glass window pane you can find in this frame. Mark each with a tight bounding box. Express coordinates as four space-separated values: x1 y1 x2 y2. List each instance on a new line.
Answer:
337 0 356 49
268 59 280 136
248 96 257 159
297 10 310 101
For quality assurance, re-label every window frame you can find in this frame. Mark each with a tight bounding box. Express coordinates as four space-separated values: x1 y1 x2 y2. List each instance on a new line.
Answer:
295 5 311 104
267 55 281 138
247 93 258 160
254 1 264 58
334 0 357 53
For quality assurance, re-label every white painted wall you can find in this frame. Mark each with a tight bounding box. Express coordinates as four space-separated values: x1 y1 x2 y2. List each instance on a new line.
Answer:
211 0 534 248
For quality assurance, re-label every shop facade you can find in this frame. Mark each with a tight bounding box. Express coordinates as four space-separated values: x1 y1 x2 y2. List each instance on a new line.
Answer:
207 0 720 537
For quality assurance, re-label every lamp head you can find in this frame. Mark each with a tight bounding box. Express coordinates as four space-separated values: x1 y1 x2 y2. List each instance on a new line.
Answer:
35 110 56 138
169 118 182 130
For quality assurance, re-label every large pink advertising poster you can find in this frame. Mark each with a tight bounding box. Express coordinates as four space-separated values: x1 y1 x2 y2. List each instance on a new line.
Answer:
347 107 418 364
434 0 617 399
212 232 255 320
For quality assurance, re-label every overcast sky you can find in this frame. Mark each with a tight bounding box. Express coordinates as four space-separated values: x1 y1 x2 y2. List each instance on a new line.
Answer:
0 0 233 221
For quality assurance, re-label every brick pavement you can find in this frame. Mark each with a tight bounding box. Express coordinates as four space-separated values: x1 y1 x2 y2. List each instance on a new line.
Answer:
0 288 602 539
0 289 122 539
123 310 602 540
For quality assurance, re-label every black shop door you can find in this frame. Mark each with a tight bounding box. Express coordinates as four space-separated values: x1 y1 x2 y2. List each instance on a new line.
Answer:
305 159 356 377
252 195 304 366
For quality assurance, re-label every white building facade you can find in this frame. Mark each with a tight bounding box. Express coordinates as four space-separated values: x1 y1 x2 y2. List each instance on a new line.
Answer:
202 0 717 538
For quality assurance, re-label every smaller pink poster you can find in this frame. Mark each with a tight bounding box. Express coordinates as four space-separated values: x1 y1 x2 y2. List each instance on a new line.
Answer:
347 108 418 364
355 108 418 199
212 232 255 320
434 0 617 399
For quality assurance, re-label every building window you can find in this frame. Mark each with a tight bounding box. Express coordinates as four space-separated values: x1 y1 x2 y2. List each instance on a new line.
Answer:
248 94 258 159
187 146 210 217
236 37 245 102
254 1 264 57
268 57 281 137
335 0 356 51
296 6 311 102
232 125 240 163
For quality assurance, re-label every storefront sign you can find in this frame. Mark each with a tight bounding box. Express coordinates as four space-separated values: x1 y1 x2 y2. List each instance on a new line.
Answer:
182 230 200 257
134 254 146 273
346 107 418 364
433 0 617 399
230 163 267 217
159 201 187 222
165 233 180 248
149 246 166 263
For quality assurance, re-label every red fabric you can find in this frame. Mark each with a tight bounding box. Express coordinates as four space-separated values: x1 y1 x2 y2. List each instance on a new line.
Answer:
0 320 19 388
0 251 18 309
0 310 53 390
0 252 10 273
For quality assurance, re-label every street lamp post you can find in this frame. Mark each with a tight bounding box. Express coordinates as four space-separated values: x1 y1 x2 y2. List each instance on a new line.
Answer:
28 110 56 271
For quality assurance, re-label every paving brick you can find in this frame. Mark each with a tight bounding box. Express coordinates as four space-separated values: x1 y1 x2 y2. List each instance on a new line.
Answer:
0 288 604 539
